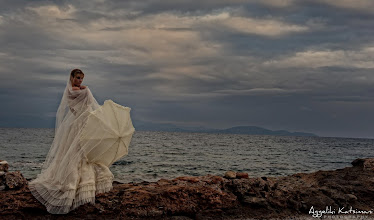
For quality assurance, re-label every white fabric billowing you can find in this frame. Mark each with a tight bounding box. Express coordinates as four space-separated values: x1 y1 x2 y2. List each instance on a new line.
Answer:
28 75 134 214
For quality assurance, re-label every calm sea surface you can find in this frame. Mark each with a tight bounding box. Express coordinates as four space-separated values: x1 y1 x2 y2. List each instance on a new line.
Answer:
0 128 373 183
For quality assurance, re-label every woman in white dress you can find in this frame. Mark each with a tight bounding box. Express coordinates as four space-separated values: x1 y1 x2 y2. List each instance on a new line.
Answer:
29 69 116 214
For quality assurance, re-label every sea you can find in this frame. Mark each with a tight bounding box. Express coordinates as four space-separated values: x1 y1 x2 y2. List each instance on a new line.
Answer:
0 128 373 184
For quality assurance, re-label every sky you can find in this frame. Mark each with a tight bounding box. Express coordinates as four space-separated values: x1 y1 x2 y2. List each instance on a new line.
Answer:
0 0 373 138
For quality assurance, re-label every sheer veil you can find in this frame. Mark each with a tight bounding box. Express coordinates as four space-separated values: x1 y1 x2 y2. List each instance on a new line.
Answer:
41 75 100 172
29 72 115 214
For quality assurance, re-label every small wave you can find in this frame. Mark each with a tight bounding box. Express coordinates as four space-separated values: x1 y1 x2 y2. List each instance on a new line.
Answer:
112 160 133 166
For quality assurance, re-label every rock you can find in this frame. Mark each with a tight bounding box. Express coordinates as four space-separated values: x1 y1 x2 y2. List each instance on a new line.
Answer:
1 158 374 219
171 216 194 220
345 193 358 201
201 175 224 184
4 171 27 190
236 172 249 179
224 171 236 179
0 160 8 172
0 161 27 191
352 158 374 170
173 176 200 183
157 178 172 186
242 196 267 206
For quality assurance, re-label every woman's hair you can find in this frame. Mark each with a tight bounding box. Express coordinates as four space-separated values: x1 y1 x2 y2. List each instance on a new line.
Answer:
70 69 84 78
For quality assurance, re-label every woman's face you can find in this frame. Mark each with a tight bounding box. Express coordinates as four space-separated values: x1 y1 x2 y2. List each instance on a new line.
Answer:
72 73 84 87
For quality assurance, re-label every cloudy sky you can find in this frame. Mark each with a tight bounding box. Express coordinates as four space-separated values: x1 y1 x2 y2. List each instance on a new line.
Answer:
0 0 373 138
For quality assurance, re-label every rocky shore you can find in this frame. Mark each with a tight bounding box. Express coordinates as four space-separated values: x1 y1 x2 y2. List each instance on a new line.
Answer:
1 158 374 219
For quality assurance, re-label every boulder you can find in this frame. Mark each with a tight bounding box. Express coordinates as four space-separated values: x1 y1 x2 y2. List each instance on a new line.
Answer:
0 160 27 191
236 172 249 179
4 171 27 190
224 171 236 179
0 160 8 172
352 158 374 170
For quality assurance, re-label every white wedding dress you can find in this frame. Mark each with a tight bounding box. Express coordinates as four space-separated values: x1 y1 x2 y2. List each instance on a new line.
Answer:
29 76 132 214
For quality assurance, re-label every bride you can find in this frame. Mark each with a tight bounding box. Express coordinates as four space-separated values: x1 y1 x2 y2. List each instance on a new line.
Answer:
29 69 133 214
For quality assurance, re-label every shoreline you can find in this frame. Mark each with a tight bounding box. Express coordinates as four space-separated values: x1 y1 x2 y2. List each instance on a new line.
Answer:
1 158 374 219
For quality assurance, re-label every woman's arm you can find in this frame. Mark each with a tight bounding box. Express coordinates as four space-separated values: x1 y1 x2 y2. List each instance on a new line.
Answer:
72 85 86 90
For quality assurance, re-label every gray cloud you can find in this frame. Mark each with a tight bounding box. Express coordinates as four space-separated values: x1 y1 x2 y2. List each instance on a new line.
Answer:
0 0 373 138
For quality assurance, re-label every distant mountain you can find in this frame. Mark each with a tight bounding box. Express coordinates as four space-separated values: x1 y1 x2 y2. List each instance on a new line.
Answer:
218 126 317 136
134 121 188 132
132 121 317 137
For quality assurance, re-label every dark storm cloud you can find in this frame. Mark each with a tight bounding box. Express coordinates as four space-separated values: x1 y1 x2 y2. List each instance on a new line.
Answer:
195 2 374 58
0 0 373 138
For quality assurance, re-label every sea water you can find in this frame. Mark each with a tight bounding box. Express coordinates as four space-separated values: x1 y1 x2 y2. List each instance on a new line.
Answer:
0 128 373 183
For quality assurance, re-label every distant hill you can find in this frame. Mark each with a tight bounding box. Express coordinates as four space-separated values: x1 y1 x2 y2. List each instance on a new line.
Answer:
133 121 317 137
218 126 316 136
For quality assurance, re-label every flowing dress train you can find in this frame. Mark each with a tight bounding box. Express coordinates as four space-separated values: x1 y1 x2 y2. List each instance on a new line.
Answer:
29 79 119 214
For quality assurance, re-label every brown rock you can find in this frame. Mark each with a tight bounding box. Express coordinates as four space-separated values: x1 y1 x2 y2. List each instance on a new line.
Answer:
236 172 249 179
242 196 267 206
0 160 9 172
1 158 374 219
224 171 236 179
352 158 374 170
5 171 27 190
173 176 200 183
345 193 358 201
157 178 172 186
201 175 224 184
